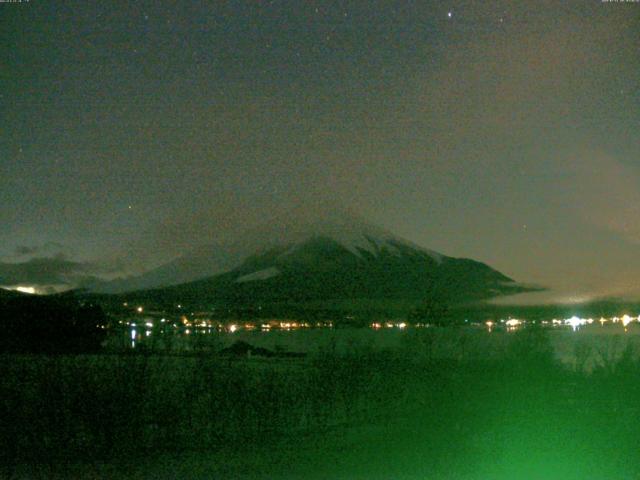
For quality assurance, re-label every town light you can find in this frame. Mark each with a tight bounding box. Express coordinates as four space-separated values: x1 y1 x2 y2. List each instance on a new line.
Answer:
565 316 585 331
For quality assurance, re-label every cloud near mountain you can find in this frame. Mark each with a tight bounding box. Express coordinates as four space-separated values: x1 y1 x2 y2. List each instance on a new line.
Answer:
0 255 100 291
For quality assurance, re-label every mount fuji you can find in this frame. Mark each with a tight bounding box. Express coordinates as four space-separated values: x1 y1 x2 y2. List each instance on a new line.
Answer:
94 210 535 308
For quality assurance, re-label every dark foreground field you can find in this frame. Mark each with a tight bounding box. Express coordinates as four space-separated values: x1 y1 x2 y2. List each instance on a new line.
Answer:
2 328 640 479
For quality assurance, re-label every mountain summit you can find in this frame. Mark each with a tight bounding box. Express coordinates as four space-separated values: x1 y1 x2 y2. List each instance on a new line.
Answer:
96 209 534 306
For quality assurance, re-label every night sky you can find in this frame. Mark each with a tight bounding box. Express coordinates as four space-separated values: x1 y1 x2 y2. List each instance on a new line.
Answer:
2 1 639 301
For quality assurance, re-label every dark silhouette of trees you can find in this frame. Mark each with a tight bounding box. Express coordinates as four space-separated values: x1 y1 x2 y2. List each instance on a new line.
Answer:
408 294 452 326
0 295 107 353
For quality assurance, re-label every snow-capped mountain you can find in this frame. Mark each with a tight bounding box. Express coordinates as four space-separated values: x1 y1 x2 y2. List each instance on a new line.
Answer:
95 210 533 305
95 210 441 293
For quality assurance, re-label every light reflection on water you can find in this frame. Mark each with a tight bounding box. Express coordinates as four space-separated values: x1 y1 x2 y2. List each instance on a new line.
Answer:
116 322 640 373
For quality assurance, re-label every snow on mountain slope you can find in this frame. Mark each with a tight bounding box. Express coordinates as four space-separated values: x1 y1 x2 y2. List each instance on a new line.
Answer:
94 210 452 293
274 216 443 262
235 267 280 283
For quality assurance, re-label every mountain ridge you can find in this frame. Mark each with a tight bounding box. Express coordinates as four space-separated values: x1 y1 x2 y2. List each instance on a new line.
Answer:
93 210 443 293
91 210 538 308
114 235 534 310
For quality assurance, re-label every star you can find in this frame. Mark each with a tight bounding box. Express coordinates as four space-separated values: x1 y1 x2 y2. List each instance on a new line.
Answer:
447 11 452 18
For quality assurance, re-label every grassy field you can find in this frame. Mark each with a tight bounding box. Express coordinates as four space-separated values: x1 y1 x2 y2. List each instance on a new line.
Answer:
3 328 640 479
